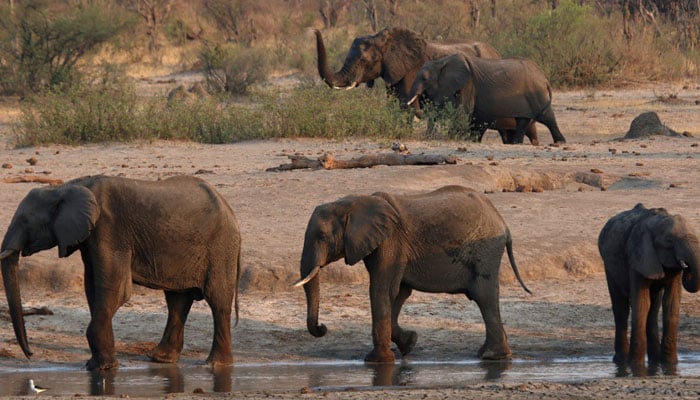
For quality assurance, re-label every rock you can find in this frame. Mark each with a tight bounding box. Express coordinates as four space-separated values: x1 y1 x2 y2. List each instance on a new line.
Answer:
623 111 681 139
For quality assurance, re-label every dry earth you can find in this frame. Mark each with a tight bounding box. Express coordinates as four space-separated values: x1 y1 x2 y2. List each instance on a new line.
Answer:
0 79 699 398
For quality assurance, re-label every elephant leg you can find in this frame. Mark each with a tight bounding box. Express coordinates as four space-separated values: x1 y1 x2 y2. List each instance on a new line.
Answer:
607 280 630 364
661 275 682 365
629 279 651 366
509 118 533 144
470 284 511 360
391 285 417 356
525 123 540 146
147 290 196 364
646 287 662 364
204 289 234 366
82 255 122 371
497 129 512 144
537 106 566 144
365 269 398 363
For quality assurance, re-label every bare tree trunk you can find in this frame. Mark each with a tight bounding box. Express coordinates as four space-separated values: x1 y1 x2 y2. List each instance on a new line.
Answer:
364 0 378 31
623 0 633 43
469 0 480 28
121 0 172 53
384 0 399 15
490 0 497 19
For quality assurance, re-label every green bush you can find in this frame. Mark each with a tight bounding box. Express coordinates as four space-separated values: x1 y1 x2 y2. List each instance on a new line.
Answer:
200 44 270 95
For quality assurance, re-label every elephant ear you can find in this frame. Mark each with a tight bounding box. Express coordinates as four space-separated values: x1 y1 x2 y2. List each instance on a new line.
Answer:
53 185 100 258
381 28 427 86
437 54 472 103
343 196 399 266
627 218 664 279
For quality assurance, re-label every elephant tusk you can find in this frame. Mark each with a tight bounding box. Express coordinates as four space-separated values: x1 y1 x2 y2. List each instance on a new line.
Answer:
680 260 689 269
0 249 16 260
407 94 419 106
333 82 359 90
292 265 321 288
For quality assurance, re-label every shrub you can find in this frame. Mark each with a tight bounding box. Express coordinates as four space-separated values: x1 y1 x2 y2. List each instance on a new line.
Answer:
200 43 270 95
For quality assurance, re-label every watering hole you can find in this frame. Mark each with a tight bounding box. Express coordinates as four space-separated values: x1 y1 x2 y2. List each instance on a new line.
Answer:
3 355 700 397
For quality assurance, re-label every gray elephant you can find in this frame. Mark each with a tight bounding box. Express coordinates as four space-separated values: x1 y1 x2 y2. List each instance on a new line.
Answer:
598 203 700 369
294 185 530 363
314 28 536 143
0 175 242 370
407 53 566 144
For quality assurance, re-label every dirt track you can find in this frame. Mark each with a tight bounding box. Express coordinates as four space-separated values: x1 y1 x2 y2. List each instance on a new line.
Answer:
0 81 700 398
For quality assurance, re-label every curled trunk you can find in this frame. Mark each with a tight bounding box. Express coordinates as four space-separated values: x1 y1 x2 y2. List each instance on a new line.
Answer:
680 240 700 293
314 30 350 89
1 251 32 358
303 273 327 337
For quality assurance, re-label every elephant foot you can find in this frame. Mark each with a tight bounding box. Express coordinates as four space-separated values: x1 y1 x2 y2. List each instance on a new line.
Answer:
477 343 512 361
147 346 180 364
364 348 395 364
85 356 119 371
612 352 627 364
395 331 417 356
206 351 234 367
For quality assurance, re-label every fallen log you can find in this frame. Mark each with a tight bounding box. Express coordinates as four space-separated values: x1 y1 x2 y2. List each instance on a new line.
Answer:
267 152 458 172
1 176 64 185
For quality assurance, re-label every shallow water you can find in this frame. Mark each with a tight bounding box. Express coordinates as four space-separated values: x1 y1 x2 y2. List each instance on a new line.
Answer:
3 354 700 397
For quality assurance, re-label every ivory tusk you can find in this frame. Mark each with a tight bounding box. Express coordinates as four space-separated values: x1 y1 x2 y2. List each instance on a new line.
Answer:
0 249 16 260
407 94 419 106
334 82 358 90
680 260 689 269
292 265 321 287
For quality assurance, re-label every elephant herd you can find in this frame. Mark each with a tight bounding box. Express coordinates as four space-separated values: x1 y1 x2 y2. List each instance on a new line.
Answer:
0 27 698 375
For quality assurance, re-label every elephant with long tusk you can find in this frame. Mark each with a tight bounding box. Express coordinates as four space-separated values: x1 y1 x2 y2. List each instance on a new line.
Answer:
295 185 530 363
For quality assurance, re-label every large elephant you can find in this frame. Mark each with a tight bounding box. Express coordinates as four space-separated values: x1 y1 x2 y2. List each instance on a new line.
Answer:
598 203 700 368
0 175 242 370
314 28 537 144
407 53 566 144
294 185 530 363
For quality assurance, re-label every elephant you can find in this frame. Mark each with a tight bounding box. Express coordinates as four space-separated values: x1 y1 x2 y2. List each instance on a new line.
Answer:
407 53 566 144
598 203 700 369
314 27 537 144
293 185 530 363
0 175 242 370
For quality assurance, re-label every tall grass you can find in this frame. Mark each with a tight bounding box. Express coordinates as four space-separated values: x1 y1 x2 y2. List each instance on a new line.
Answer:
14 77 414 146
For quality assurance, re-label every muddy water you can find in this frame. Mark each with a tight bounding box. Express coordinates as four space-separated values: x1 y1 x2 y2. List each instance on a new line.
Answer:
3 355 700 397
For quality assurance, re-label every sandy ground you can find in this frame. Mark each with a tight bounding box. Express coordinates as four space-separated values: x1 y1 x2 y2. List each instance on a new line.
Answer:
0 80 700 398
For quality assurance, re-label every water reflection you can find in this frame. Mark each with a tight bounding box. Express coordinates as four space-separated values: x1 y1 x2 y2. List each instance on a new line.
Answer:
615 360 679 378
1 355 700 396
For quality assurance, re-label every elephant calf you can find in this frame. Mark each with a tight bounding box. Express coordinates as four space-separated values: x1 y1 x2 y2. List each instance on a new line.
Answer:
598 203 700 369
1 175 242 370
294 185 530 363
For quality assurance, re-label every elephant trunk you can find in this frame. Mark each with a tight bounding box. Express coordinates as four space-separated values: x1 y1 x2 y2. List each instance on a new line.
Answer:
681 244 700 293
315 30 353 89
1 249 32 358
303 272 327 337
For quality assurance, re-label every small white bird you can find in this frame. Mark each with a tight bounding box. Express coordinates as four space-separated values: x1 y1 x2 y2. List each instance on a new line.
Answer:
28 379 47 395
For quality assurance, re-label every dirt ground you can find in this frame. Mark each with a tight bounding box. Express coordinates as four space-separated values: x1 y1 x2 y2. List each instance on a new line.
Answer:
1 80 700 399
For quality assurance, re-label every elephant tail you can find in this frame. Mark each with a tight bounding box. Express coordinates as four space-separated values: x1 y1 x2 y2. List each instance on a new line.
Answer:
234 250 241 327
505 227 532 294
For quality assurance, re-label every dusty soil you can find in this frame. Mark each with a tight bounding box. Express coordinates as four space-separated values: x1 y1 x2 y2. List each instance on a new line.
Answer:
1 80 700 398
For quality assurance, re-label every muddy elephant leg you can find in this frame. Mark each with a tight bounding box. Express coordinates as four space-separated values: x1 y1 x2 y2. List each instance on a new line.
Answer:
525 123 540 146
629 280 651 366
470 285 511 360
608 282 630 364
365 270 397 363
391 285 417 356
646 288 662 364
204 290 234 366
509 118 534 144
661 276 682 365
82 256 121 370
147 290 196 363
537 106 566 144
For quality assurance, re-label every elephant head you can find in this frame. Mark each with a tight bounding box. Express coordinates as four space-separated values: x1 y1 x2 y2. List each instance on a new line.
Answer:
293 195 399 337
627 210 700 293
1 183 100 358
315 28 428 90
407 54 472 109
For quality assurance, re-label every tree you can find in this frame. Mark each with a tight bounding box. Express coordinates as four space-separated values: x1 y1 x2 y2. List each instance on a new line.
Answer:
118 0 172 53
0 0 135 94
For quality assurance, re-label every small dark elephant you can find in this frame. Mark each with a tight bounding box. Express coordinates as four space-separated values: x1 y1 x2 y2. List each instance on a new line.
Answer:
598 203 700 368
407 53 566 144
294 185 530 363
0 175 242 370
